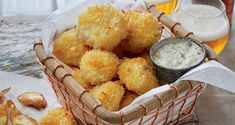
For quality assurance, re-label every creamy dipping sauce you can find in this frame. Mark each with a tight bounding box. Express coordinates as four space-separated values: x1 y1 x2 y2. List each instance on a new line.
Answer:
155 39 204 69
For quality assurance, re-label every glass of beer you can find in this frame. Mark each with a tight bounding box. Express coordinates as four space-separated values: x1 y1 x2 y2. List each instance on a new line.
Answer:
145 0 178 15
171 0 230 54
155 0 178 15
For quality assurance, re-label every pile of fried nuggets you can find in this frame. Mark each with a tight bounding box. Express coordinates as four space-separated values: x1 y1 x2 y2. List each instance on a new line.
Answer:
53 4 162 112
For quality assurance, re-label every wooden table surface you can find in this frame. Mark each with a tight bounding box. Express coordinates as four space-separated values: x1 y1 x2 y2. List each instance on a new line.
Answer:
0 13 235 124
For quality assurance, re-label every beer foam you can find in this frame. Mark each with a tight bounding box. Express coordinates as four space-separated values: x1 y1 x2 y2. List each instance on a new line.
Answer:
172 5 229 41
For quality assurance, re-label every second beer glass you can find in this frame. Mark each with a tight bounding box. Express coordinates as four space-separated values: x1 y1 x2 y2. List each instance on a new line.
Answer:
171 0 230 54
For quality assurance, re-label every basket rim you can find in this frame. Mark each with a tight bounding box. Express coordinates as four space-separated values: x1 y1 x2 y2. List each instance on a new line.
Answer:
34 6 218 124
35 41 206 124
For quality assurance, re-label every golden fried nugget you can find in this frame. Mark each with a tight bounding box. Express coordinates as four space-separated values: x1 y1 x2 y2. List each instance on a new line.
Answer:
0 88 10 104
0 104 7 125
140 53 152 65
140 52 156 68
40 108 76 125
17 92 47 110
53 28 89 66
10 107 38 125
5 100 15 111
78 4 128 51
8 101 23 121
80 50 119 85
121 11 161 53
72 68 92 90
117 57 159 95
119 92 138 109
89 81 125 112
6 100 38 125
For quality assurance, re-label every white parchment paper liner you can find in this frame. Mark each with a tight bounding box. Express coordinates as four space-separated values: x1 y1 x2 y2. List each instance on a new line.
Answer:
0 71 60 121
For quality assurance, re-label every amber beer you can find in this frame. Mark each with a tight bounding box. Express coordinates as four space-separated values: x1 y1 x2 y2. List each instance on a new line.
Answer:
155 0 178 15
172 0 230 54
206 32 230 54
145 0 178 15
207 0 234 54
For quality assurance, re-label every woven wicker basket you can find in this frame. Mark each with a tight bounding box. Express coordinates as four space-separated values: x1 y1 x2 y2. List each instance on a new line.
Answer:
34 6 218 125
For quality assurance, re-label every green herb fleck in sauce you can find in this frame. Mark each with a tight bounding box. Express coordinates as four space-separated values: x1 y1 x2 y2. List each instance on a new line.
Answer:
155 39 204 69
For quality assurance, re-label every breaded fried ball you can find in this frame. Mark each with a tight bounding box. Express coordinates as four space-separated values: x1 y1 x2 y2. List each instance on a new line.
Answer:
80 50 119 85
78 4 128 51
0 104 7 125
72 68 92 90
53 28 89 66
118 57 159 95
40 108 76 125
140 52 157 75
90 81 125 112
119 92 138 109
121 11 161 53
140 52 155 68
